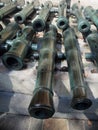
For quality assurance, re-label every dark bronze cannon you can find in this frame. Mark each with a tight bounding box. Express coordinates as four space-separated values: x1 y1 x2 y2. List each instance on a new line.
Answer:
31 1 53 32
2 26 35 70
0 22 20 56
57 0 68 30
28 25 57 119
86 32 98 67
71 3 90 33
63 28 92 110
14 0 39 24
84 6 98 29
80 21 98 68
0 2 19 20
0 22 20 45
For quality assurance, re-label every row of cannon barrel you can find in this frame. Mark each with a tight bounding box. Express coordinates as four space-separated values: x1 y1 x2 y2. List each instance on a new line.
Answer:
0 0 98 119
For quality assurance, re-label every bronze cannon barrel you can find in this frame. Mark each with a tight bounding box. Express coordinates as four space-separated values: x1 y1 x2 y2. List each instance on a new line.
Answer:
2 26 35 70
14 0 39 24
0 2 18 20
80 23 98 68
86 32 98 67
28 25 57 119
0 22 20 45
31 1 53 32
0 22 20 56
57 0 68 30
84 6 98 29
71 3 90 33
63 28 92 110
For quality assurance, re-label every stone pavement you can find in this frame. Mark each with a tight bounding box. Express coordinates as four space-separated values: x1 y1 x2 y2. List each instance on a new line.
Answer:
0 0 98 130
0 113 98 130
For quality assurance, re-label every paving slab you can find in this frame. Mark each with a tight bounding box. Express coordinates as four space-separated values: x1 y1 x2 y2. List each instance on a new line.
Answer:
68 119 85 130
43 118 69 130
0 114 43 130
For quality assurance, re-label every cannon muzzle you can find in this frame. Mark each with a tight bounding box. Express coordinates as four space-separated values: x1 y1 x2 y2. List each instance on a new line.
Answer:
28 25 57 119
14 0 39 24
63 28 92 110
57 0 68 30
71 3 90 33
84 6 98 29
2 26 35 70
31 1 53 32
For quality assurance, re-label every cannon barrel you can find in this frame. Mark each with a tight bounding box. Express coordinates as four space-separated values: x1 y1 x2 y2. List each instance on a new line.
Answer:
0 22 20 45
71 3 90 33
63 28 92 110
57 0 68 30
80 23 98 67
14 0 39 24
0 2 18 20
31 1 53 32
2 26 35 70
28 25 57 119
84 6 98 29
86 32 98 67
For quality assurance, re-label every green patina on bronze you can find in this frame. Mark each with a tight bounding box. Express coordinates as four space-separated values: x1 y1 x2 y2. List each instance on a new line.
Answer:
0 22 20 44
57 0 68 30
0 22 20 56
14 0 39 24
71 3 90 33
84 6 98 29
63 28 92 110
31 1 53 32
2 26 35 70
86 32 98 67
0 2 18 20
28 25 57 119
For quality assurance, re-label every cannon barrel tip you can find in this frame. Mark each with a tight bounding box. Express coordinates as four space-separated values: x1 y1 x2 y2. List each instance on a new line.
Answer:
28 88 55 119
78 20 90 33
32 19 45 32
14 13 26 24
71 87 92 110
71 98 92 110
57 16 68 30
2 53 24 70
